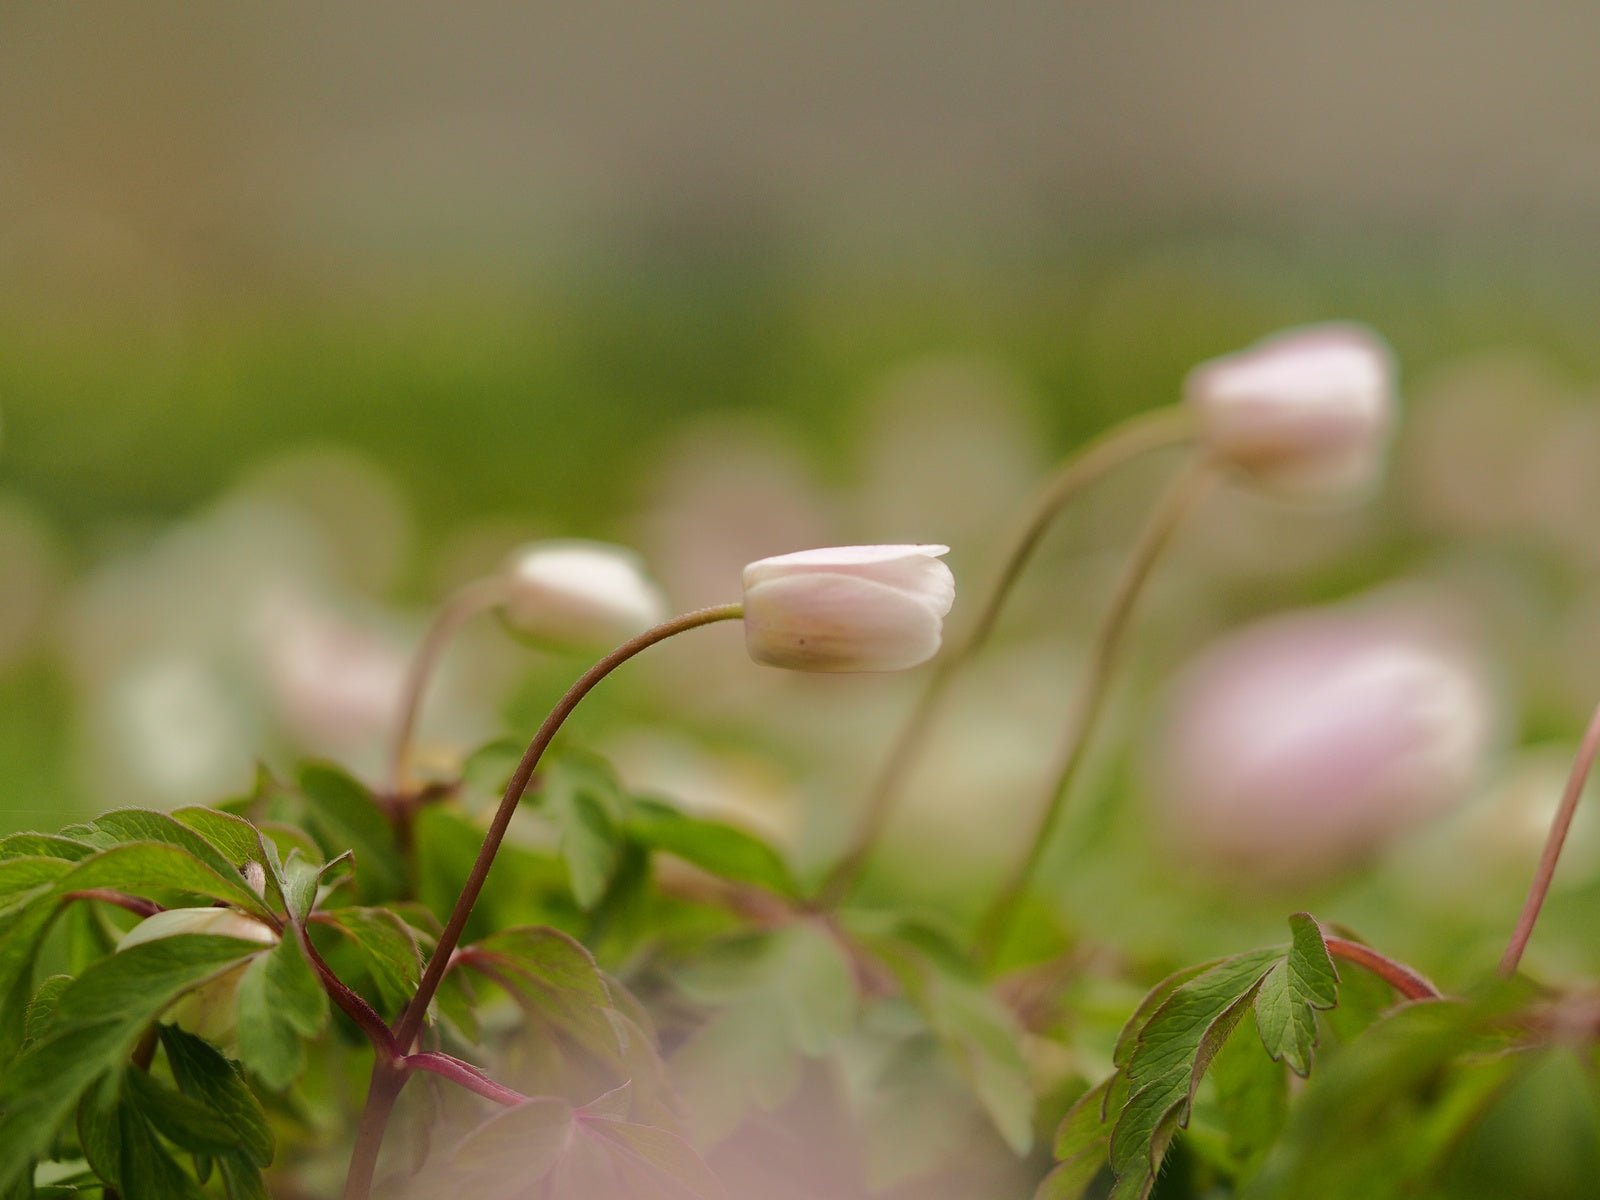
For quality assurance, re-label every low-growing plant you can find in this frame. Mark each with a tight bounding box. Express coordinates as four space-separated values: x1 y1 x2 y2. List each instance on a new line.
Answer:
3 324 1596 1200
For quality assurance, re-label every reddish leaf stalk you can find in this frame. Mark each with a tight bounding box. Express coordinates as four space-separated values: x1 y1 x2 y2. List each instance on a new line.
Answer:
1324 936 1440 1001
1500 699 1600 976
62 889 162 918
341 603 744 1200
404 1051 527 1106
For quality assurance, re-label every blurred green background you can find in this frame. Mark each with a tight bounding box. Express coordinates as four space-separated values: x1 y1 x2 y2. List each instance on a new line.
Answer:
5 4 1600 992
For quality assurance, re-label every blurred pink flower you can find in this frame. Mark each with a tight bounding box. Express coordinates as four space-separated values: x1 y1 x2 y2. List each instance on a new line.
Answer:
1186 323 1396 500
1152 601 1495 880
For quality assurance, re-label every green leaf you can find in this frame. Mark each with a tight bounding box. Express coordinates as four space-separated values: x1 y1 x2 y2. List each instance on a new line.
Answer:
1034 1077 1113 1199
159 1024 274 1168
234 934 328 1090
124 1067 246 1155
586 1117 727 1198
0 857 73 906
857 918 1033 1154
315 906 422 1018
628 797 800 899
298 763 406 902
0 935 271 1193
116 1100 208 1200
544 757 625 910
1106 948 1281 1196
1252 913 1338 1076
86 811 274 921
24 974 73 1048
0 832 96 862
469 926 622 1062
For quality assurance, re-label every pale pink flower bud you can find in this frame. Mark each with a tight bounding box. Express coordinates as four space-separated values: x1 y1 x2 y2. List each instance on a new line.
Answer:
499 540 669 648
1153 605 1493 880
741 544 955 672
1185 323 1397 500
117 907 279 1043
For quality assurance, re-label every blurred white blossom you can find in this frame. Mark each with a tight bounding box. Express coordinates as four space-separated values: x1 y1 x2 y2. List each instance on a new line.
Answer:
499 539 669 649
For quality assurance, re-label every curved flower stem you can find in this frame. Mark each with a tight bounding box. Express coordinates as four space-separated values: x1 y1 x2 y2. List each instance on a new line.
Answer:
816 406 1195 908
388 576 511 796
973 459 1214 968
1499 699 1600 976
1324 936 1441 1001
342 602 744 1200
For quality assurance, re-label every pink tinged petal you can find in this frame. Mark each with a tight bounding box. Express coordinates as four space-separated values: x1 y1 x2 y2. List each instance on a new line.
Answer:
743 573 946 673
1185 323 1397 500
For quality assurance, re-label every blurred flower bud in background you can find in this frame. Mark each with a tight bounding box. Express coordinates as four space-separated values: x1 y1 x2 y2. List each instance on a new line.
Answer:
499 540 669 649
116 906 279 1044
1150 597 1496 882
1186 322 1396 501
742 545 955 672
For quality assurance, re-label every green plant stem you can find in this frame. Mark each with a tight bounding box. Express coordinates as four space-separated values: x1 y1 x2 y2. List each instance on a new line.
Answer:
815 405 1195 908
1499 698 1600 976
972 458 1214 968
387 576 510 796
341 602 744 1200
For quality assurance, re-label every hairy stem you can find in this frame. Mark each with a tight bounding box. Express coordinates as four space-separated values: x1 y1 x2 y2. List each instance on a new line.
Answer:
816 405 1194 908
1499 699 1600 976
404 1052 527 1106
1324 936 1440 1001
342 603 743 1200
388 576 510 795
973 459 1214 967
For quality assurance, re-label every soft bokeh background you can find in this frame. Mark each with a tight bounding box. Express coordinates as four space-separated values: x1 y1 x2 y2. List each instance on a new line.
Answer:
5 4 1600 1001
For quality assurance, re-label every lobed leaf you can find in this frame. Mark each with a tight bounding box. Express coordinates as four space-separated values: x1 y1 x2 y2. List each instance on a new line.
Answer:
628 797 801 899
1252 912 1338 1076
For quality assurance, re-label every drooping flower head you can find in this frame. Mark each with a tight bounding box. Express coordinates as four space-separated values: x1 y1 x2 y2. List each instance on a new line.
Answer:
1152 601 1494 880
1185 323 1397 500
742 544 955 672
499 540 670 649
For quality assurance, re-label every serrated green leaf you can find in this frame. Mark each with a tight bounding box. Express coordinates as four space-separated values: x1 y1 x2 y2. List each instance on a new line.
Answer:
116 1100 208 1200
469 926 621 1061
858 918 1032 1154
1108 948 1280 1196
86 811 274 921
124 1067 247 1155
0 935 270 1193
1252 913 1338 1076
0 832 96 862
451 1096 573 1177
557 790 621 910
586 1117 727 1199
0 856 73 906
234 934 327 1090
1039 1075 1114 1199
298 763 406 902
315 906 421 1018
628 797 800 898
1113 961 1217 1069
24 973 73 1047
1201 1007 1287 1178
168 807 284 913
159 1024 274 1168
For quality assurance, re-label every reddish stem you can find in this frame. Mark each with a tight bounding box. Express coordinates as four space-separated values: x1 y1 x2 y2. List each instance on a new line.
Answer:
295 923 400 1059
62 889 162 918
1324 936 1440 1001
1500 700 1600 976
342 603 743 1200
404 1052 527 1106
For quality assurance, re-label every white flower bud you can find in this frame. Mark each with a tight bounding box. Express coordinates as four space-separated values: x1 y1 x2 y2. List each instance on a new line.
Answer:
499 540 669 649
1184 323 1397 500
1152 605 1494 880
117 907 279 1044
741 544 955 672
